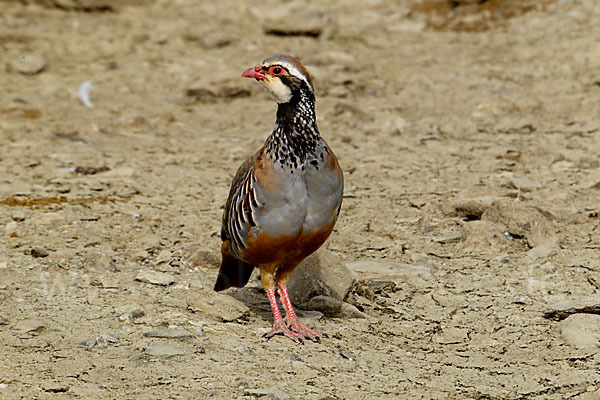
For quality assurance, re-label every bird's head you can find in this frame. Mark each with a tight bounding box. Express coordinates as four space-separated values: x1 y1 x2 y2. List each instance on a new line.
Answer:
242 54 314 104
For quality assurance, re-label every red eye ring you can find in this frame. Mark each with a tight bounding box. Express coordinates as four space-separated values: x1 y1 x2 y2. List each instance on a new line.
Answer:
269 66 284 75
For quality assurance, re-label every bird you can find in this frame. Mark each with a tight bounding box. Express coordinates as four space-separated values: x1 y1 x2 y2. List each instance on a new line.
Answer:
213 54 344 343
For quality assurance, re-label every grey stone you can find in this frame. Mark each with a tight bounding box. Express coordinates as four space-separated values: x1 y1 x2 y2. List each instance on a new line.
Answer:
296 310 323 319
229 376 250 388
287 248 355 305
9 54 47 75
155 249 172 264
11 211 26 221
502 174 542 192
0 316 9 325
345 260 433 280
301 295 374 320
447 195 503 219
186 289 249 322
30 246 49 258
339 351 358 361
41 381 68 393
544 297 600 320
135 270 175 286
115 304 145 321
79 333 119 349
560 314 600 348
14 319 45 333
551 160 575 173
143 328 195 339
80 337 107 349
283 353 302 361
144 342 185 359
434 231 463 244
79 338 99 348
103 333 119 343
243 388 296 399
233 346 253 354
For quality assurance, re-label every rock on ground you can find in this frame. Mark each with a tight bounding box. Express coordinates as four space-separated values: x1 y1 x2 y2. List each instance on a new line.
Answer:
544 298 600 320
143 328 195 339
144 342 185 359
9 54 46 75
135 270 175 286
560 314 600 348
243 388 297 399
286 248 355 305
186 289 249 322
302 295 374 320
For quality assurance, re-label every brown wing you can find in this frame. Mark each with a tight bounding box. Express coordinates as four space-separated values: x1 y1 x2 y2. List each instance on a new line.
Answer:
215 149 264 292
220 152 258 244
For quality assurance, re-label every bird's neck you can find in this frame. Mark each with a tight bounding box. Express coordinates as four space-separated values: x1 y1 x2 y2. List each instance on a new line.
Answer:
266 91 320 167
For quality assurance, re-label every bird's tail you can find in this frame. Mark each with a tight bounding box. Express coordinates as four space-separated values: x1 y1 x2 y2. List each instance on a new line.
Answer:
214 243 255 291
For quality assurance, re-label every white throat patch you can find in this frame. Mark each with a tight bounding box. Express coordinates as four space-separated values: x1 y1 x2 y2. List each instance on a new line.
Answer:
260 77 292 104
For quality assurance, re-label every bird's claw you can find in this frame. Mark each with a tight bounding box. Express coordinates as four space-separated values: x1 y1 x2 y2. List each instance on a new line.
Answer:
287 320 325 343
263 320 304 344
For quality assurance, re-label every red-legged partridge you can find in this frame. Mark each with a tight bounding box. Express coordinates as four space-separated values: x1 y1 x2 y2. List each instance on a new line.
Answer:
214 55 344 343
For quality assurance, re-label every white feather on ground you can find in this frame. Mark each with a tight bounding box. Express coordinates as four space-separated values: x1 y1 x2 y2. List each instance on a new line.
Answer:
77 81 94 108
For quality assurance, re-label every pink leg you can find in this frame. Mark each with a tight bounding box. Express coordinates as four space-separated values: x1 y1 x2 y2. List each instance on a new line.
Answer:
263 288 304 343
277 282 325 342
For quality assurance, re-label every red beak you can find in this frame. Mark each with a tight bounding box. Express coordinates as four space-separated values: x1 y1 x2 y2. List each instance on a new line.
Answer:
242 66 266 80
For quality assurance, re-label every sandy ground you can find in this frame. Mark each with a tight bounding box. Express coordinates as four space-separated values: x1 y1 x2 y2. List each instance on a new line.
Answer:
1 0 600 398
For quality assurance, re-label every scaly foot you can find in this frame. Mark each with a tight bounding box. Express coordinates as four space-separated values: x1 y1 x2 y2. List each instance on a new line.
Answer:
263 320 304 343
288 319 325 343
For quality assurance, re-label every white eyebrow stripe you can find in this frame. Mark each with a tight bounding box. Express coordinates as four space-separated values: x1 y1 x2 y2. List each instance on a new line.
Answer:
263 60 313 92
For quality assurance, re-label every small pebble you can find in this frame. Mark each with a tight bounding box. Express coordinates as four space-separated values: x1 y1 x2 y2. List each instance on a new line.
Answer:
5 221 18 236
560 314 600 348
143 328 195 339
243 388 296 399
30 247 49 258
135 270 175 286
79 333 119 349
11 211 26 222
229 376 250 388
155 249 172 264
234 346 253 354
10 54 47 75
339 351 357 361
283 353 302 361
14 319 45 333
144 342 185 359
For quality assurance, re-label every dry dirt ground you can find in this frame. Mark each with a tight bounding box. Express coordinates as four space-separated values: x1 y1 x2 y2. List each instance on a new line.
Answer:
2 0 600 398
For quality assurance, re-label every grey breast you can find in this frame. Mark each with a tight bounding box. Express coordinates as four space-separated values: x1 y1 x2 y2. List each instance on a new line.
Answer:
302 152 343 235
252 163 309 239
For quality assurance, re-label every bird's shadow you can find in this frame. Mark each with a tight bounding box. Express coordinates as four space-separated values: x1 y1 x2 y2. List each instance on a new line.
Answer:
227 281 274 322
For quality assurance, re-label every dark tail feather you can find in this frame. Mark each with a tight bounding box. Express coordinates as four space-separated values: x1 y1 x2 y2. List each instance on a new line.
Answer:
214 253 255 292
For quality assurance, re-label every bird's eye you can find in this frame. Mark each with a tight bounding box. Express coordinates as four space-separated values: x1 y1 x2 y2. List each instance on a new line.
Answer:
271 66 283 75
